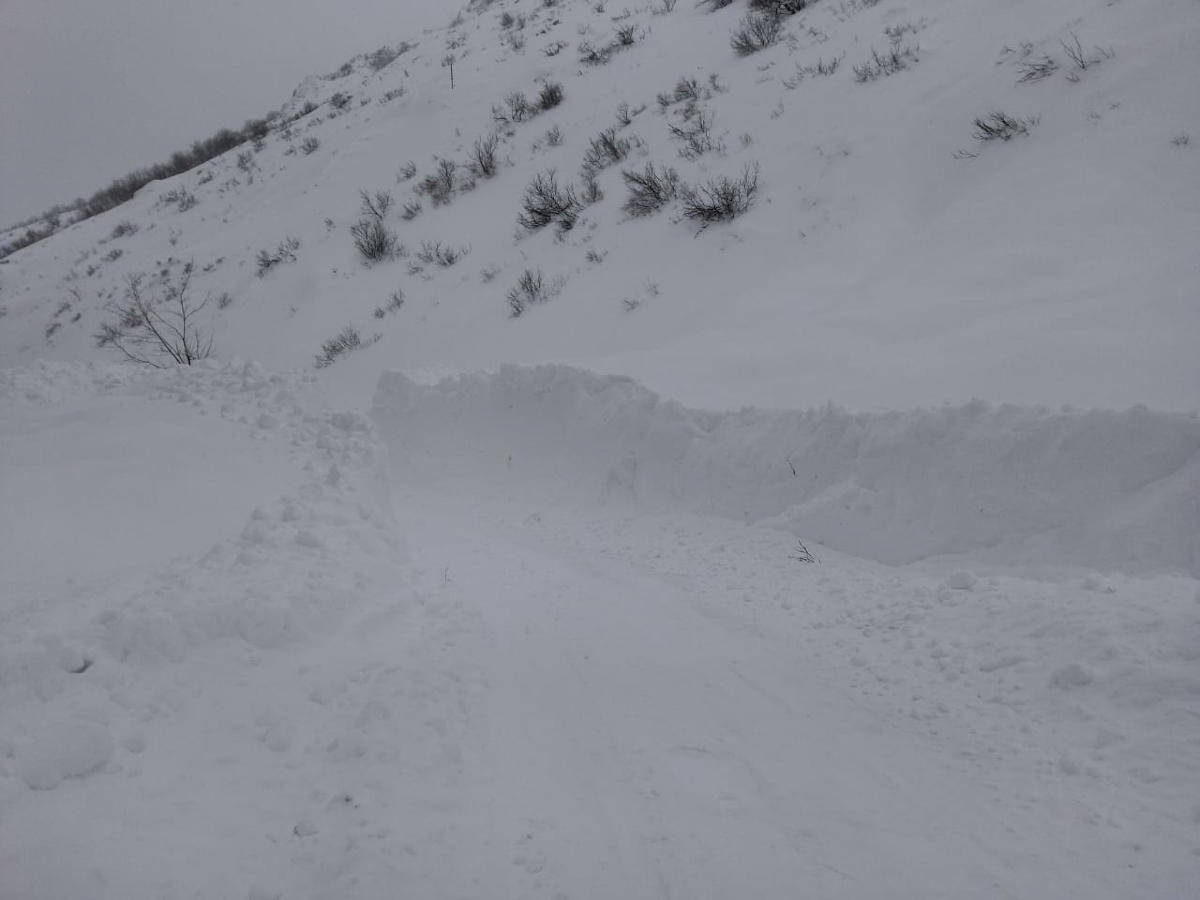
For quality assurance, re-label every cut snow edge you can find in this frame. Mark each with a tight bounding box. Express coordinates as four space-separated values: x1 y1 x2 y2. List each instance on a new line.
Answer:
373 365 1200 576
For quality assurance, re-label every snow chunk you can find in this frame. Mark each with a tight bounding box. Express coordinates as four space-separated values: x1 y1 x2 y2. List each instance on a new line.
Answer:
943 571 978 591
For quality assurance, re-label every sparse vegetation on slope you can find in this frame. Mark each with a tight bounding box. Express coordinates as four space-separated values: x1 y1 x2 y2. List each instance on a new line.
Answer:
95 262 214 367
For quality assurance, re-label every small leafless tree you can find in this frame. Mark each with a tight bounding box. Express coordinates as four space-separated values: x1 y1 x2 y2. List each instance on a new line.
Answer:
95 263 213 366
470 132 500 177
360 189 393 220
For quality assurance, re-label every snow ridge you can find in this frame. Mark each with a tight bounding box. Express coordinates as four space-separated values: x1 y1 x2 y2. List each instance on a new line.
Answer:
374 364 1200 574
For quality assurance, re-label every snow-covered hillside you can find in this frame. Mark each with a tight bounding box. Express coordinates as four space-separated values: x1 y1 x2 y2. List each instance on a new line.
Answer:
1 0 1197 410
1 0 1198 897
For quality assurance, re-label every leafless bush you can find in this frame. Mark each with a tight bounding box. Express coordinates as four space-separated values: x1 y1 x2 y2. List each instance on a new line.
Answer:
669 110 721 159
506 91 534 122
401 200 423 221
507 268 547 317
161 188 198 212
398 161 418 180
256 236 301 276
544 125 564 146
853 39 919 81
350 217 399 262
95 263 213 366
367 43 408 71
673 76 701 103
579 42 612 66
418 159 458 206
1017 55 1058 83
680 163 759 223
786 53 843 86
1063 34 1087 71
615 24 638 46
621 162 680 216
538 81 565 110
470 132 501 177
314 324 378 368
750 0 812 12
374 290 405 318
518 171 580 232
581 170 604 204
110 220 139 239
301 136 321 155
731 11 783 56
416 241 470 267
973 111 1038 141
582 127 633 175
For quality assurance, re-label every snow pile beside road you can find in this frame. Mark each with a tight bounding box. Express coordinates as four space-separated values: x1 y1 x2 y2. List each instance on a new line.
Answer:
374 365 1200 575
0 360 403 806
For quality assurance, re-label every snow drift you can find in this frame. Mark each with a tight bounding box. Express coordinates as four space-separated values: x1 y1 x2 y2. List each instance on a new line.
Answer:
373 365 1200 575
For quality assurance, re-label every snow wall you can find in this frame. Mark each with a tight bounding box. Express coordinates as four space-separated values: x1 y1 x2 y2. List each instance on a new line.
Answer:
372 366 1200 575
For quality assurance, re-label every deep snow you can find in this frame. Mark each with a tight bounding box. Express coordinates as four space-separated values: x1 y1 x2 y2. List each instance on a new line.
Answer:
1 0 1198 896
374 364 1200 575
1 361 1197 898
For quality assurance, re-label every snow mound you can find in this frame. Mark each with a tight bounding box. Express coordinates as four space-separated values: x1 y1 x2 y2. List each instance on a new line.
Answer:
373 365 1200 575
0 359 404 782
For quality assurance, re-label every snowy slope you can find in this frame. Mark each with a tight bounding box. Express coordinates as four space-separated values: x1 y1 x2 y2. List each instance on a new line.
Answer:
1 0 1197 411
1 0 1198 897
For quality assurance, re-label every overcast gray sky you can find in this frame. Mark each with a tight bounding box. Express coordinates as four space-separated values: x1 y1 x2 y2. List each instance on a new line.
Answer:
0 0 457 227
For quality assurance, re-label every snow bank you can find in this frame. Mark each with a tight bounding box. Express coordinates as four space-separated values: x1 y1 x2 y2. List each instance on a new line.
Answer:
373 365 1200 575
0 358 403 764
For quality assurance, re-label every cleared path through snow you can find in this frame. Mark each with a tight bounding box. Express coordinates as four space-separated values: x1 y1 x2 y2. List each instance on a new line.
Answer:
390 486 1172 900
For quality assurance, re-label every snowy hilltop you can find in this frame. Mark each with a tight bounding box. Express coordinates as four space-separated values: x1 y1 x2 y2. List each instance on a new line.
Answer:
1 1 1198 898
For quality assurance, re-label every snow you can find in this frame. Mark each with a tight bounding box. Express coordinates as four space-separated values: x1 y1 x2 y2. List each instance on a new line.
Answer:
1 0 1198 896
13 718 115 791
1 360 1196 898
1 0 1196 413
373 364 1200 575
